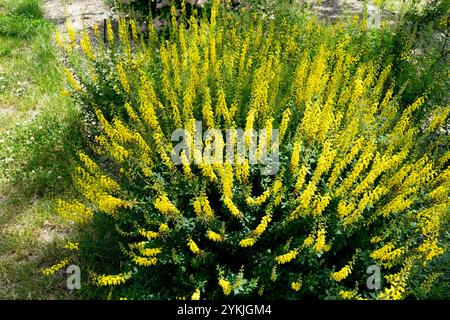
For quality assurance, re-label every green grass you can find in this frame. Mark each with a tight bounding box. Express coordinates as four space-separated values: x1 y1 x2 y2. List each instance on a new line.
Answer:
0 193 75 299
0 0 82 300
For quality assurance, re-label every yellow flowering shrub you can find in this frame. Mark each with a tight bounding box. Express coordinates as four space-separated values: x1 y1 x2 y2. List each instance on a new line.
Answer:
53 2 449 299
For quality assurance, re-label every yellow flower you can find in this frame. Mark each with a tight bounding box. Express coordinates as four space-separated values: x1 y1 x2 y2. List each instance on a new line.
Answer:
418 238 444 262
370 243 404 267
93 24 101 39
246 180 282 207
159 223 169 233
303 234 315 247
223 197 242 218
96 273 131 286
219 278 232 296
140 248 161 257
253 214 272 237
66 19 76 49
130 18 139 42
378 262 411 300
97 194 131 215
80 30 95 60
291 281 302 291
294 165 308 193
275 249 298 265
188 239 201 255
57 200 93 224
154 194 180 215
290 141 301 172
65 68 81 91
42 258 70 276
132 255 158 266
139 229 159 240
279 108 292 143
312 194 331 217
191 288 201 300
202 197 215 220
54 31 65 50
239 238 256 248
106 19 114 45
315 227 327 253
339 290 358 300
207 230 223 242
117 63 131 94
64 242 80 251
331 265 352 282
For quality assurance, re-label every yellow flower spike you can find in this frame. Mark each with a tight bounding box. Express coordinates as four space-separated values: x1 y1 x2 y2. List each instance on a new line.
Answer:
64 68 81 91
57 200 93 224
54 31 65 51
339 290 359 300
130 19 139 42
42 258 70 276
202 87 215 128
181 150 193 178
331 265 352 282
370 243 405 268
132 255 158 266
117 63 131 94
96 273 131 286
191 288 201 300
154 194 180 216
140 248 162 257
275 249 298 265
378 262 412 300
291 281 302 291
118 16 131 53
93 24 101 39
139 229 159 240
202 196 215 220
80 30 95 60
290 141 301 172
223 197 242 219
219 278 232 296
188 239 201 255
417 238 444 262
293 165 308 194
428 106 450 132
66 19 76 49
97 194 131 216
159 223 169 233
312 194 331 217
303 234 315 247
239 238 256 248
315 227 327 253
253 214 272 237
64 242 80 251
193 197 203 217
246 180 282 207
294 53 310 105
207 230 223 242
216 88 232 124
106 19 114 45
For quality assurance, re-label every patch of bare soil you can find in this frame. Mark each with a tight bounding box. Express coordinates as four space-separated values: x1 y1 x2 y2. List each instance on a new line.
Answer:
42 0 112 31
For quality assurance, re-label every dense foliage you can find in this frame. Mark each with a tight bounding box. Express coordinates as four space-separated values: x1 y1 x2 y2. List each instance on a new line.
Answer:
46 1 450 299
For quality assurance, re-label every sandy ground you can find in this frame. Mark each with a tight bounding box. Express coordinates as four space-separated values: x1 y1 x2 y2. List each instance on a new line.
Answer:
42 0 113 30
